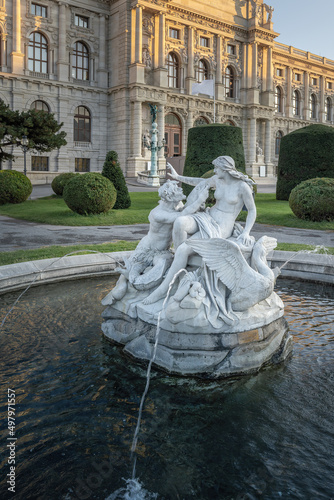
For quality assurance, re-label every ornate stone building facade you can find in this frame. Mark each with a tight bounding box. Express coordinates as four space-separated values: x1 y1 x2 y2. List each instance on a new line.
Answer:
1 0 334 182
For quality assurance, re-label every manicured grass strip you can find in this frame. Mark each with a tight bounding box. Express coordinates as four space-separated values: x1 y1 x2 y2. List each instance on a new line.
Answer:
276 243 334 255
0 241 139 267
1 241 332 267
0 192 160 226
0 192 333 230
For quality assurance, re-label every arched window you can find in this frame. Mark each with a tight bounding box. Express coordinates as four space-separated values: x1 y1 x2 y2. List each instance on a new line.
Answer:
198 60 208 83
74 106 91 142
28 32 48 73
72 42 89 80
194 116 209 126
275 131 283 156
325 97 331 122
275 86 282 113
167 52 179 88
30 100 50 112
310 94 317 119
293 90 301 116
164 113 181 157
224 66 235 98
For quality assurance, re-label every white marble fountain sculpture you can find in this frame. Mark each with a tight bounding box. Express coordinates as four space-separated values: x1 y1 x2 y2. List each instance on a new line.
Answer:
102 156 292 378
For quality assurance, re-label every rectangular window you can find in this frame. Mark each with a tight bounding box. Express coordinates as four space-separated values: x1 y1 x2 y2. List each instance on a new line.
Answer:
227 44 236 55
31 156 49 171
75 158 90 172
169 28 180 39
312 78 318 86
295 73 301 82
276 68 283 77
75 14 89 28
31 3 47 17
327 82 332 90
200 37 209 48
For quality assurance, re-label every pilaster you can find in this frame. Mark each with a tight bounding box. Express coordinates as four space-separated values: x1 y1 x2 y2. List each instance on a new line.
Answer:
57 2 69 81
11 0 24 74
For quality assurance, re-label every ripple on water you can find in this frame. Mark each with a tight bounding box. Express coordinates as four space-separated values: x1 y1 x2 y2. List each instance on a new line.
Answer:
0 277 333 499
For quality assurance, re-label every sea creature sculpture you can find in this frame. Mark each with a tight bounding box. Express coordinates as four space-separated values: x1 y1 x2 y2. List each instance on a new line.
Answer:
186 236 280 312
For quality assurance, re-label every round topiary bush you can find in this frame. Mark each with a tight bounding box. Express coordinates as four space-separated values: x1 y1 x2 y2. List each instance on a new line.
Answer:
276 124 334 200
102 151 131 209
63 173 117 215
182 124 246 196
289 177 334 221
51 173 79 196
0 170 32 205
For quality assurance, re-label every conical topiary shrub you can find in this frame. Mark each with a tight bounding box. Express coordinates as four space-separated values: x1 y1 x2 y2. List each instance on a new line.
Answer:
182 124 246 195
276 124 334 200
102 151 131 209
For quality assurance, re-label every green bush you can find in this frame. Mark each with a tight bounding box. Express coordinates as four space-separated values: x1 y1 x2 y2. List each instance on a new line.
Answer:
182 124 246 195
51 173 79 196
102 151 131 209
0 170 32 205
276 124 334 200
63 173 117 215
289 177 334 221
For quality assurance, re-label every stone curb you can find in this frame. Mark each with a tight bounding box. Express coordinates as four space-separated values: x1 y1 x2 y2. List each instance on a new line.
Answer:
0 251 132 295
0 250 333 295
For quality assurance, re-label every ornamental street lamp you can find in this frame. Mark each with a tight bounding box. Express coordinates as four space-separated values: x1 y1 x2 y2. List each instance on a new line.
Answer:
21 135 29 176
142 104 165 187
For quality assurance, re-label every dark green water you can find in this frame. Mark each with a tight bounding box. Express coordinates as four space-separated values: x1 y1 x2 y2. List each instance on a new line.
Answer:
0 277 333 500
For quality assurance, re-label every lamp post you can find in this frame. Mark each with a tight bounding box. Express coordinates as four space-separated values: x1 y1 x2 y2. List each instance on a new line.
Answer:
143 104 165 187
21 135 29 176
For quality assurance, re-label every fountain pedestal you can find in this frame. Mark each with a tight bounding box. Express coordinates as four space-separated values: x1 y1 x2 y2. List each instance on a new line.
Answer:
102 287 292 378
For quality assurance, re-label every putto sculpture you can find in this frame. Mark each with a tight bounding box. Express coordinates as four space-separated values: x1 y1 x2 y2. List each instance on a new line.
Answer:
102 156 292 378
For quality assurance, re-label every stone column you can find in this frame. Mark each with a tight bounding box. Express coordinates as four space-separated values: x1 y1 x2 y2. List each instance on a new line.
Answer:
57 2 68 81
132 101 142 157
135 6 143 64
158 104 165 159
249 117 257 165
264 120 271 164
153 14 159 69
216 36 222 84
266 46 273 92
303 71 309 120
319 75 325 123
158 12 165 68
286 67 292 117
11 0 24 74
252 42 258 88
97 14 108 87
1 34 7 69
185 27 195 94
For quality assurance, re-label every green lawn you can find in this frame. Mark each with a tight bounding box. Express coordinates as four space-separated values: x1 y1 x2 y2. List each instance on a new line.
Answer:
0 241 139 266
0 192 333 230
0 192 160 226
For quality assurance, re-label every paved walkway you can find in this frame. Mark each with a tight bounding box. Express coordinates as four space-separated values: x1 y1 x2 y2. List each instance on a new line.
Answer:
1 179 333 252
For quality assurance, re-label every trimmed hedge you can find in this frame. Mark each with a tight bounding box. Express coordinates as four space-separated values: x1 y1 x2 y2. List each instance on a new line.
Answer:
102 151 131 209
51 173 79 196
276 124 334 200
63 173 117 215
289 177 334 221
0 170 32 205
182 124 246 195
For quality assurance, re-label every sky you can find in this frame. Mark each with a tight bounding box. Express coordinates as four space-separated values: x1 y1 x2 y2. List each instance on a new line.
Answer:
270 0 334 60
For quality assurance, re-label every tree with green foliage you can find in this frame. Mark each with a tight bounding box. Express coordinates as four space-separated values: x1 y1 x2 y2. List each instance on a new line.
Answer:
182 124 246 195
276 124 334 200
0 99 67 163
102 150 131 209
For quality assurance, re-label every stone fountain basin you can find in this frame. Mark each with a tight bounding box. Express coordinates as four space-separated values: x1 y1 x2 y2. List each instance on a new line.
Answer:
102 288 292 378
